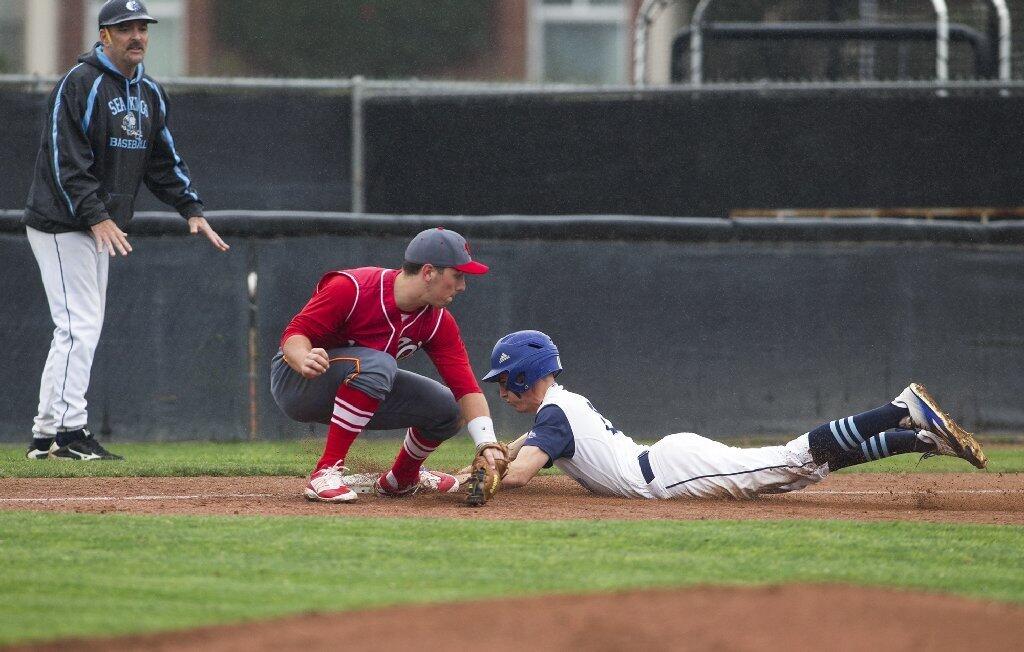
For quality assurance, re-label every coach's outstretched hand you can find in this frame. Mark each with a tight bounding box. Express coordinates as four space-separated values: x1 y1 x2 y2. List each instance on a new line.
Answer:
188 216 230 252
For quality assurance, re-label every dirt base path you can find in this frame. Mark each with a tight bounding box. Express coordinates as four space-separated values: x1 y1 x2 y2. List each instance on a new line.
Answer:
11 585 1024 652
2 472 1023 524
5 474 1023 650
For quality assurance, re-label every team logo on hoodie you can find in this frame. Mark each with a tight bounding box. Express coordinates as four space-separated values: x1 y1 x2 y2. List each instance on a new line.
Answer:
121 112 142 139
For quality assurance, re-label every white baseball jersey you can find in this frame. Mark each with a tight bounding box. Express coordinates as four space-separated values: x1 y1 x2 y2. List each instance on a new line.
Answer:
524 384 653 498
525 384 829 500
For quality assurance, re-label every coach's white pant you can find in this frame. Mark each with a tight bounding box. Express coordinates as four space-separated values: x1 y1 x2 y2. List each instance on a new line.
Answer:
646 433 829 500
26 226 108 435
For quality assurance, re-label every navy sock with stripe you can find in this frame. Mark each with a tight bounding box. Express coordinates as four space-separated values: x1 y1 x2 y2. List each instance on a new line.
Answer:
807 403 910 466
30 436 54 452
827 429 937 471
55 429 87 447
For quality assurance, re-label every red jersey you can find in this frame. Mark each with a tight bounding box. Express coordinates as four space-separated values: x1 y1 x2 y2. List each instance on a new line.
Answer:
281 267 481 400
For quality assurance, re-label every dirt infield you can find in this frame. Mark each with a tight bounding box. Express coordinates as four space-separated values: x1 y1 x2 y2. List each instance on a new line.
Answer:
5 472 1024 650
2 472 1023 524
12 585 1024 651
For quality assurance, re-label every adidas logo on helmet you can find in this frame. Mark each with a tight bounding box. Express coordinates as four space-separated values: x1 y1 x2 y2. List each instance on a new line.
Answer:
499 352 511 363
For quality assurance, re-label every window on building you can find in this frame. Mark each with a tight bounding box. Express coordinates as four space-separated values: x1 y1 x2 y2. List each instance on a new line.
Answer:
0 0 26 73
85 0 186 77
529 0 629 84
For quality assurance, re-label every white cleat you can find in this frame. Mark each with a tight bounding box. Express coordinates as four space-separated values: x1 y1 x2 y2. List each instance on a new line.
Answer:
341 468 460 495
304 462 358 502
894 383 987 469
915 429 960 459
418 469 460 493
340 471 379 495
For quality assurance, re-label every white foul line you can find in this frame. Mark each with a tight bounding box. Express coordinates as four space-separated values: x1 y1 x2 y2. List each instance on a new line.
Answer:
0 493 282 503
800 489 1020 496
0 489 1019 504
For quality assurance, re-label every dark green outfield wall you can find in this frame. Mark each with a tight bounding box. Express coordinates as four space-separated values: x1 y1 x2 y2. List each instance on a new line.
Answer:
2 84 1021 217
2 213 1022 442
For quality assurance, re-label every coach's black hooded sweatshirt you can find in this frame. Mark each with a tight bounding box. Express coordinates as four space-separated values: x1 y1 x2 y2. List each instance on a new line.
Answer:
23 44 204 234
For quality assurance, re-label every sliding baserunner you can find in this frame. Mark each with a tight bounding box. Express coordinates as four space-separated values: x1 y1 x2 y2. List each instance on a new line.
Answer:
472 330 985 500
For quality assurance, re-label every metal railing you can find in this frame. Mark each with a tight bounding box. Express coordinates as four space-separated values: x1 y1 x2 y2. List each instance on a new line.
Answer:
5 73 1023 95
633 0 1012 86
670 23 997 82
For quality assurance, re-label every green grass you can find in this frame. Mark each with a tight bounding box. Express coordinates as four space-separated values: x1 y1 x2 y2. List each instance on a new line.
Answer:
0 512 1021 644
2 440 1022 644
834 449 1024 473
0 438 485 478
3 439 1023 478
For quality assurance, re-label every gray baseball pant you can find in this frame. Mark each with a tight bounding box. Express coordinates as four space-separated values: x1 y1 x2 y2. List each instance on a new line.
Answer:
270 346 461 441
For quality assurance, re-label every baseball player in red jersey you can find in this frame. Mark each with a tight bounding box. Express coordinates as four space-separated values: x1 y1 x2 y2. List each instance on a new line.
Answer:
271 227 505 501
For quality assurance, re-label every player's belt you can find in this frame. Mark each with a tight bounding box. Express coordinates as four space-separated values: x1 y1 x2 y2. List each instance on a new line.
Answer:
638 450 655 484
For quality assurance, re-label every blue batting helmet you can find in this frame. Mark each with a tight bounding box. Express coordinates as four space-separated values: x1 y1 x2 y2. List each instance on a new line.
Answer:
482 330 562 395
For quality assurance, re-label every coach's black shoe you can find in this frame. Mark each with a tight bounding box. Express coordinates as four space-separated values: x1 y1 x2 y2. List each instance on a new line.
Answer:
25 438 54 460
49 429 124 461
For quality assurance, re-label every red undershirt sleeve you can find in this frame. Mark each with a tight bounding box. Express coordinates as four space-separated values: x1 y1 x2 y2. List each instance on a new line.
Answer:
280 275 357 349
424 311 482 401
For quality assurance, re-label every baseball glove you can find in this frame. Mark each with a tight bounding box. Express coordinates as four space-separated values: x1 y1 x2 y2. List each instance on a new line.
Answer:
466 442 509 507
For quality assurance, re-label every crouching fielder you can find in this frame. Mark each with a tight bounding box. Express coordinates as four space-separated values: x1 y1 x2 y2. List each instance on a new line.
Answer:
479 330 987 500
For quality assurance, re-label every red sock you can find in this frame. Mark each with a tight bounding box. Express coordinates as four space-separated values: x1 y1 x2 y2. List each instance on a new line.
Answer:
387 428 442 487
316 385 380 471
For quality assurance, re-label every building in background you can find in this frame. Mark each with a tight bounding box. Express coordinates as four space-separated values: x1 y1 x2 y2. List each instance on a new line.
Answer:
0 1 1019 83
0 0 679 83
0 0 212 77
456 0 682 83
0 0 25 73
525 0 679 84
